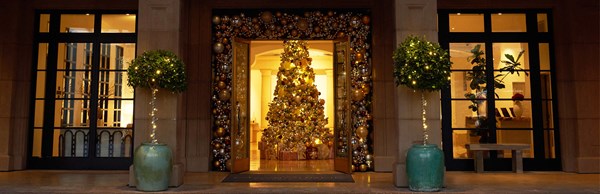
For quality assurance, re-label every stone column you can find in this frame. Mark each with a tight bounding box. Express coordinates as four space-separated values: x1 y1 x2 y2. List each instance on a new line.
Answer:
392 0 441 187
129 0 184 187
260 70 272 129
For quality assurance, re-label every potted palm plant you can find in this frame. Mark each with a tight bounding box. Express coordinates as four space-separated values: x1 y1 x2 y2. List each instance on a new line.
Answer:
393 35 452 191
127 50 187 191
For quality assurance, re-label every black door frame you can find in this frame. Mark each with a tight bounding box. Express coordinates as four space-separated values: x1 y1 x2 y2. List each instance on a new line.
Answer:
28 10 137 169
438 9 561 171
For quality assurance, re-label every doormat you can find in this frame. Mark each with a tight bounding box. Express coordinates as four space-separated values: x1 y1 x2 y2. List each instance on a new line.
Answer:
222 173 354 183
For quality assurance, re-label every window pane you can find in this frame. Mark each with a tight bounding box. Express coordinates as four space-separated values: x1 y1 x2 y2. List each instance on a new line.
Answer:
32 128 42 157
60 14 94 33
35 72 46 98
450 71 471 98
37 43 48 70
97 100 134 127
492 13 526 32
96 128 133 157
34 100 45 127
56 128 89 157
544 130 556 158
493 71 531 99
53 100 91 128
496 130 534 158
450 43 485 70
540 72 552 100
539 43 551 70
537 14 548 32
101 14 136 33
452 130 481 159
542 100 554 129
99 43 136 70
493 43 529 69
452 100 481 128
55 70 92 99
496 100 532 128
99 71 134 99
57 43 93 70
39 14 50 32
449 13 484 32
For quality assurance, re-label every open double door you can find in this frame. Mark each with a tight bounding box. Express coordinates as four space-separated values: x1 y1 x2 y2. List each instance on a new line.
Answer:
230 37 353 174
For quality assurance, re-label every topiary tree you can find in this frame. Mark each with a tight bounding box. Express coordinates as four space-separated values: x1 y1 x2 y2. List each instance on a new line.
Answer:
392 35 452 144
127 50 187 144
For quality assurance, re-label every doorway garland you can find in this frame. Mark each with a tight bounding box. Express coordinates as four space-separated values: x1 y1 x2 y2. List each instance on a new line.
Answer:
210 9 373 172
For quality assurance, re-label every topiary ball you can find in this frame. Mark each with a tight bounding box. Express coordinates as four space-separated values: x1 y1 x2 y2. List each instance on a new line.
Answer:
127 50 187 93
392 35 451 92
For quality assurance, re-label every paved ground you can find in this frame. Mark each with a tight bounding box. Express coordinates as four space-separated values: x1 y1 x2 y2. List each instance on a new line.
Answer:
0 170 598 193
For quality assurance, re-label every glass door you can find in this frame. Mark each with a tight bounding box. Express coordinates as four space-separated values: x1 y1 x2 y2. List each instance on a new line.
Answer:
30 11 137 169
230 38 251 173
333 37 352 174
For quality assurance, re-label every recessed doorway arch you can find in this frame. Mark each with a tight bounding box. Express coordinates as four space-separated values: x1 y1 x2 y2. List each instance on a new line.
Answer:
210 9 374 173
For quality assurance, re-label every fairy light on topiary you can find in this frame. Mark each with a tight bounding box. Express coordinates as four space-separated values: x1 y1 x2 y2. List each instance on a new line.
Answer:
127 50 187 144
393 35 451 144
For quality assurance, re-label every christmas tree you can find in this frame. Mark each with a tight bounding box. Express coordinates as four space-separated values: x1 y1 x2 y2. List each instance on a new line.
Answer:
261 40 331 159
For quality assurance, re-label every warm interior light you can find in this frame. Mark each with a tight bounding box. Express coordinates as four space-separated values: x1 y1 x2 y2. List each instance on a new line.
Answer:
314 138 322 145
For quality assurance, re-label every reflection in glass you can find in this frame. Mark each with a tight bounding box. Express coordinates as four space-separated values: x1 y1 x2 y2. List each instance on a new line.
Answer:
537 14 548 32
539 43 551 70
60 14 94 33
54 100 90 128
102 14 136 33
542 100 554 129
449 13 484 32
96 128 133 157
38 43 49 70
492 13 526 32
496 130 534 158
57 43 93 70
40 14 50 32
97 100 134 127
544 130 556 158
56 128 89 157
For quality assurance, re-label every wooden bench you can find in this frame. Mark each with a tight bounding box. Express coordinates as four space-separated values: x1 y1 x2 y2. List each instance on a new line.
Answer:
465 143 530 173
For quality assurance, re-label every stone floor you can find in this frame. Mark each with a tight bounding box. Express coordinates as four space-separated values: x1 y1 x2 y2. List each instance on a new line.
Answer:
0 170 598 193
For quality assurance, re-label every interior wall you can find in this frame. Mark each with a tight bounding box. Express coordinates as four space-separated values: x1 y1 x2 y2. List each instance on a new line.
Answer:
181 0 396 172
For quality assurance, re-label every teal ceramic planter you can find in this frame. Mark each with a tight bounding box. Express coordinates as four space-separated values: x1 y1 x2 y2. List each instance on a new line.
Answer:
134 143 172 191
406 144 444 192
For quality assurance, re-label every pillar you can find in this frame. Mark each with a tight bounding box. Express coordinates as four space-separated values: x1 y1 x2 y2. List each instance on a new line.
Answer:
392 0 441 187
129 0 184 187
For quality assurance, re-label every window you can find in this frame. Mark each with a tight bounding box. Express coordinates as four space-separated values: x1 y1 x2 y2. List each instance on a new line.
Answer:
439 10 560 171
31 11 136 169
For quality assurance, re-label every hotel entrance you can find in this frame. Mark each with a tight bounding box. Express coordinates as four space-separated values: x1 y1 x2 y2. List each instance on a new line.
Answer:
209 10 374 174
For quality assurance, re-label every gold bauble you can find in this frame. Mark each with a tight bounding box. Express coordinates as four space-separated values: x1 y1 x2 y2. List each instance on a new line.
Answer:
351 164 356 172
357 126 368 139
217 81 226 89
213 143 222 149
362 15 371 25
218 90 231 100
352 89 364 101
213 42 224 54
361 84 370 94
359 164 368 172
213 160 221 168
215 127 225 137
355 52 364 62
294 95 302 104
